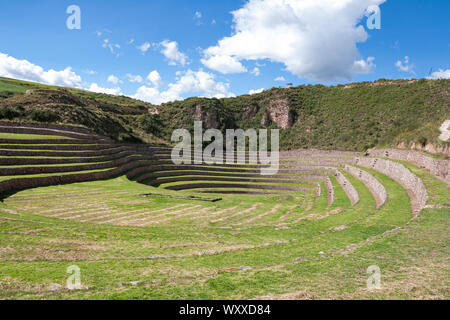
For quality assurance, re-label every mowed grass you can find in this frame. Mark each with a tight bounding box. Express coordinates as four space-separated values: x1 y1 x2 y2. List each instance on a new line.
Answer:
0 133 73 140
0 166 448 300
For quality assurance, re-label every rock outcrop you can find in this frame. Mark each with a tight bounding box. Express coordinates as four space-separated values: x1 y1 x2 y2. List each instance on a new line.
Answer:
193 105 219 129
262 98 294 129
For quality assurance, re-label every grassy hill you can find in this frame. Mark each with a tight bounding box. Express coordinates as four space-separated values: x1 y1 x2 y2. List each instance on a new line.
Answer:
0 78 448 300
0 77 448 152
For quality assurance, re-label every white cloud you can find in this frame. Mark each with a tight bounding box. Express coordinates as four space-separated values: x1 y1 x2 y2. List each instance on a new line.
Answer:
134 69 234 105
102 39 121 56
201 55 247 74
84 70 97 75
88 83 122 95
137 42 151 54
352 56 376 74
146 70 163 87
201 0 384 81
107 74 120 85
160 40 188 66
274 76 286 82
194 11 204 26
134 86 178 105
0 52 82 88
251 67 261 76
427 69 450 80
126 74 144 83
249 88 264 95
396 56 414 73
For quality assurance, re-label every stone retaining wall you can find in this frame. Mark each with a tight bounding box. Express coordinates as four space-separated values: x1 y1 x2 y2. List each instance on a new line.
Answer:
0 155 156 176
368 149 450 186
137 170 325 182
0 126 104 140
0 150 135 166
146 176 319 187
343 164 387 208
355 157 428 216
0 121 92 134
0 158 145 197
334 170 359 206
325 177 334 208
0 144 119 151
0 138 110 145
0 146 129 158
166 183 309 192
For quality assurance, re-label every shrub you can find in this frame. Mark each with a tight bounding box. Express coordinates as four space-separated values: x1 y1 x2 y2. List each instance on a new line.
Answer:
28 109 59 122
0 107 20 120
139 114 164 136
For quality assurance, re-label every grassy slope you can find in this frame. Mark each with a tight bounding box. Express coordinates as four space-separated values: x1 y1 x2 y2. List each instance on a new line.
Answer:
1 77 449 152
0 163 447 299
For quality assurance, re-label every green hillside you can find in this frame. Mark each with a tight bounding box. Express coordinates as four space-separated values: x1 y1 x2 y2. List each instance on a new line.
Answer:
0 77 448 152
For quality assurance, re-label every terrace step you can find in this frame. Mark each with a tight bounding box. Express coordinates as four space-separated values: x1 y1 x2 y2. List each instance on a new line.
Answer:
333 170 359 206
354 157 428 216
343 164 387 209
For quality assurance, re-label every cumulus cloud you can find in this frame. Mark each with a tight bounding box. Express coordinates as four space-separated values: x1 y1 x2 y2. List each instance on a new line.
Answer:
201 55 247 74
396 56 414 73
134 69 234 105
249 88 264 95
107 74 120 85
201 0 384 81
88 83 122 95
427 69 450 80
146 70 163 87
160 40 188 66
0 52 82 88
352 56 376 74
137 42 151 54
251 67 261 76
126 74 143 83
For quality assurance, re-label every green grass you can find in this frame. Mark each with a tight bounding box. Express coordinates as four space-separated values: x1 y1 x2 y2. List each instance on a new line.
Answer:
0 161 447 300
0 168 116 182
0 133 73 140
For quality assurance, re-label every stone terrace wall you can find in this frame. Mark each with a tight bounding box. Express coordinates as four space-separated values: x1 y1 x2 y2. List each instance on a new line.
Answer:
0 126 105 140
166 183 309 192
334 170 359 206
0 121 92 135
146 176 319 187
325 177 335 208
344 164 387 208
368 149 450 186
0 138 110 145
355 157 428 216
0 147 129 158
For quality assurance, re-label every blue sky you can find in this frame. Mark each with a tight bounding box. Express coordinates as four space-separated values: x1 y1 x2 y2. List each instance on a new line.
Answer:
0 0 449 104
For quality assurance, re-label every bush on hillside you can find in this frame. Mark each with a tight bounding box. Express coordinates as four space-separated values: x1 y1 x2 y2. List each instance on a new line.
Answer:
28 109 59 122
0 107 20 120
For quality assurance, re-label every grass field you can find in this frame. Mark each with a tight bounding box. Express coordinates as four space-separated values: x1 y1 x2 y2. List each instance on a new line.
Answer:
0 164 448 299
0 123 447 300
